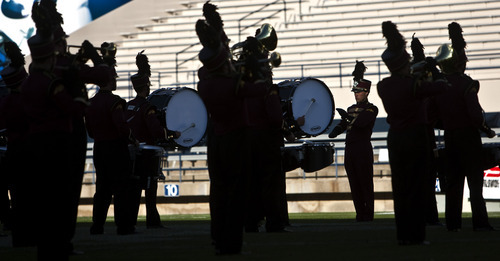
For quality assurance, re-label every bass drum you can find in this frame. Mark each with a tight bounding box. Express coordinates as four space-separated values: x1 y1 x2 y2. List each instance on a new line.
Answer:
147 87 208 149
278 78 335 138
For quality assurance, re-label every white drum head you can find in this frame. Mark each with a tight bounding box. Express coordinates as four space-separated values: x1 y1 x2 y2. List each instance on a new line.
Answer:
163 88 208 148
291 79 334 136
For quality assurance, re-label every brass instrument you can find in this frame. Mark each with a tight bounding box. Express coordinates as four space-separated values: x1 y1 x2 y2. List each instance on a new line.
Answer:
67 42 117 65
231 23 281 80
255 23 278 51
435 43 456 75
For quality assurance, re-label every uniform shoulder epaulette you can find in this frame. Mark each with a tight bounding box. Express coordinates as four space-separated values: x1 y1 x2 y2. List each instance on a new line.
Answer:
47 74 65 96
110 95 126 111
366 102 378 113
461 75 479 95
143 102 157 116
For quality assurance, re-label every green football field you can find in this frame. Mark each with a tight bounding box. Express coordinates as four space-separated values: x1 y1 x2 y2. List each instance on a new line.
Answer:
1 212 499 260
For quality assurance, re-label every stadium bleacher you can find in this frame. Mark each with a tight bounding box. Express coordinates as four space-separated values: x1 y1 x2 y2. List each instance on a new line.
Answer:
69 0 500 214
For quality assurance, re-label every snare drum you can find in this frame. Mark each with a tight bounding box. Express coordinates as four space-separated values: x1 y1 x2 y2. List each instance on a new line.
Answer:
132 144 164 179
482 143 500 170
281 145 303 172
278 78 335 138
301 142 334 172
147 87 208 148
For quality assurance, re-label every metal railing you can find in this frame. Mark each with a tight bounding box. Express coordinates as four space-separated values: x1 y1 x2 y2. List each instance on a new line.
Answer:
174 0 289 84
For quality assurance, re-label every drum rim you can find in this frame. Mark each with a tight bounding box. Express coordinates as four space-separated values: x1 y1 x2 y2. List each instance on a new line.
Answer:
278 77 335 136
147 87 209 149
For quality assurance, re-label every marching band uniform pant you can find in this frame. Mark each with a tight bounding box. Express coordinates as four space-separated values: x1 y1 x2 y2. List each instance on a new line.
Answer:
344 141 374 222
4 140 34 247
208 128 250 254
245 128 285 232
444 128 491 230
92 139 139 234
387 125 428 244
30 131 73 261
145 180 162 227
66 117 87 251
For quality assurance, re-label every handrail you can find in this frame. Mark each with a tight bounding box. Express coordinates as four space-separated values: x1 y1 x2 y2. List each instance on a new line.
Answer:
237 0 287 42
175 42 200 84
174 0 289 83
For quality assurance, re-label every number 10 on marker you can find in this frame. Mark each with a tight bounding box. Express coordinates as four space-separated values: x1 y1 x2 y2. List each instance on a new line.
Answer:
164 184 179 197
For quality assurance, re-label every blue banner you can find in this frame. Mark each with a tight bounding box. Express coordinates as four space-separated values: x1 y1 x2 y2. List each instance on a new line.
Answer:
0 0 131 72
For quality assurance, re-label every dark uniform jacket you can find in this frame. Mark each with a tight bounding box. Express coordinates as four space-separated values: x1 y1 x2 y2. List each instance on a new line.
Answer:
85 90 130 142
377 75 448 130
125 96 165 145
336 101 378 145
435 73 488 131
197 67 268 135
0 91 29 145
21 70 84 134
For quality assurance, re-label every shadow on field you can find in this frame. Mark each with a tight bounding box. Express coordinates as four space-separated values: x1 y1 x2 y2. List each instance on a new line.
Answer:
1 212 499 260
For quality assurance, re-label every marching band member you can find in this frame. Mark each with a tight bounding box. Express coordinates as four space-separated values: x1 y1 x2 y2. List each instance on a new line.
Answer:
20 2 86 259
196 1 268 254
434 22 496 232
329 60 378 222
409 34 442 227
241 28 291 233
84 42 140 236
125 51 179 229
376 21 448 245
0 41 29 246
41 0 110 254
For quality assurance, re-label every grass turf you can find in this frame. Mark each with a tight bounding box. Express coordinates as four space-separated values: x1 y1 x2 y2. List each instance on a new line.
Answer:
1 212 499 260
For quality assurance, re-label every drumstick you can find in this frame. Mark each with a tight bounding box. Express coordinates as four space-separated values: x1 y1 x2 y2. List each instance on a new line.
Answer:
181 123 196 133
302 98 316 116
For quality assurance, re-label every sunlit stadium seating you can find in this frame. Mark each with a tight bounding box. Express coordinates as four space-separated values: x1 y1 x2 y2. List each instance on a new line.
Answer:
78 0 500 200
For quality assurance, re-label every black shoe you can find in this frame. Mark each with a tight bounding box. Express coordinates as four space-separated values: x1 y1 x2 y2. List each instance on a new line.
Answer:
147 224 166 229
245 227 259 233
117 227 137 235
215 247 242 255
398 240 430 246
69 249 85 255
447 228 461 232
473 226 495 232
266 227 292 233
427 221 445 227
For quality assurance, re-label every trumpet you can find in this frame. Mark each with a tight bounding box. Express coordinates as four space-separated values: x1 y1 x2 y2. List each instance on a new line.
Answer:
67 45 99 50
67 42 117 67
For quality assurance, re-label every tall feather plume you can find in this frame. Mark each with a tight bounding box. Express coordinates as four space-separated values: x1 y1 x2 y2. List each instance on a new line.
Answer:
40 0 63 26
411 33 425 63
352 60 367 82
202 1 223 32
31 1 53 38
382 21 406 52
448 22 466 52
3 42 25 68
136 50 151 77
196 19 220 49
